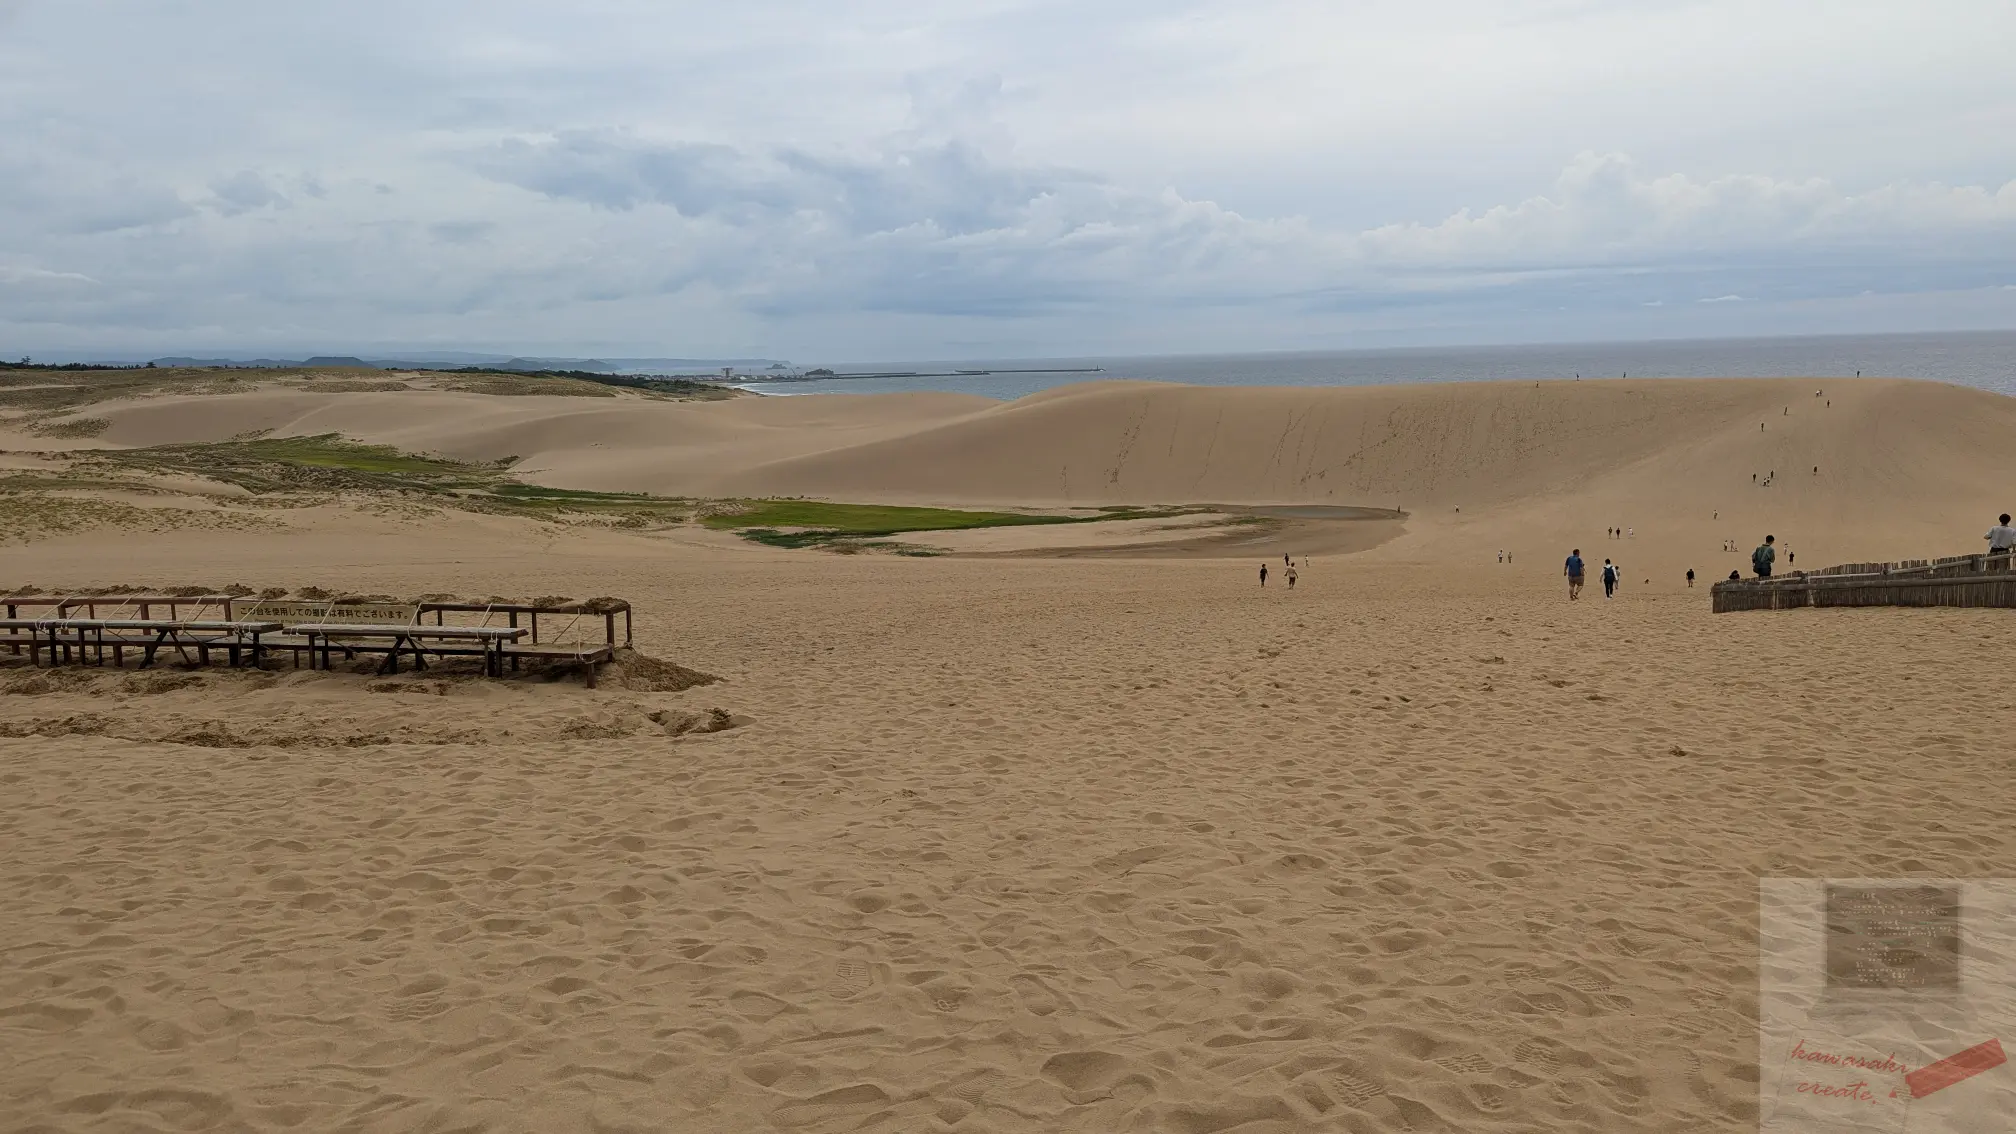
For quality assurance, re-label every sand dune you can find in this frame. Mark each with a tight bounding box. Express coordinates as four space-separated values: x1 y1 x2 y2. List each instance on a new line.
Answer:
58 375 2016 568
5 374 2015 1132
79 387 997 492
3 537 2013 1133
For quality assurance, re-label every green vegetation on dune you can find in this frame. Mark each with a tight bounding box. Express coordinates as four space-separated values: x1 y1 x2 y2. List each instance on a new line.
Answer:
83 434 686 523
702 500 1101 533
485 482 688 518
16 428 1193 553
703 499 1190 550
0 361 738 419
99 434 499 494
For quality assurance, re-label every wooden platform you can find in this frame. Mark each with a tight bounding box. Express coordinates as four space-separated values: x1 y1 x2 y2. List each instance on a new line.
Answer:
1712 552 2016 612
0 593 636 685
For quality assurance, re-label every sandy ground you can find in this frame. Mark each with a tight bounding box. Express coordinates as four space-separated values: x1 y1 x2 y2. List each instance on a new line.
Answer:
3 377 2015 1132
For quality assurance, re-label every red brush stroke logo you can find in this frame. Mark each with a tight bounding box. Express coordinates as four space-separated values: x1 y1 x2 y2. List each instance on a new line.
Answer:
1907 1038 2006 1100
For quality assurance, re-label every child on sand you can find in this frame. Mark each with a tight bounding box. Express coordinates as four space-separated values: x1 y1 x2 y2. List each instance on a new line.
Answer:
1602 559 1619 599
1259 563 1268 587
1564 549 1585 600
1286 564 1298 589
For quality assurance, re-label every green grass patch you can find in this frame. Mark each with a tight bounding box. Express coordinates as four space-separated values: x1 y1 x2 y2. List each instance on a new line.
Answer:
221 434 483 476
705 499 1158 534
28 416 111 438
81 434 690 523
705 499 1189 550
94 433 497 495
486 482 687 518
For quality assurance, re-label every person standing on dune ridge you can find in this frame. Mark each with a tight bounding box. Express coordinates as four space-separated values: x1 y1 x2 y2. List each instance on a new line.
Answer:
1565 548 1586 600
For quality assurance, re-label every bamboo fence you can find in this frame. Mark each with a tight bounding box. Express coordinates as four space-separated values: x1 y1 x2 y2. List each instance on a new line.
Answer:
1711 552 2016 612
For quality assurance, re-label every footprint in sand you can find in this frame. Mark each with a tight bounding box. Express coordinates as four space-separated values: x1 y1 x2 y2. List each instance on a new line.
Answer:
1040 1051 1145 1104
950 1067 1004 1103
1328 1072 1385 1108
771 1084 891 1129
1512 1040 1560 1075
386 974 450 1021
727 990 792 1022
1566 970 1612 992
829 958 874 998
1008 972 1064 1016
1462 1083 1510 1114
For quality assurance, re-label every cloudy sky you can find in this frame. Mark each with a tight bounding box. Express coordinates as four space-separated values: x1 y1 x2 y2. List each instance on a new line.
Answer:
4 0 2015 361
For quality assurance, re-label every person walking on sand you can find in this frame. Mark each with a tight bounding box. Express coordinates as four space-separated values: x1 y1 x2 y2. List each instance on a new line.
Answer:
1565 548 1586 600
1286 563 1298 590
1752 534 1776 578
1602 559 1620 599
1259 563 1268 587
1686 568 1696 588
1988 514 2016 554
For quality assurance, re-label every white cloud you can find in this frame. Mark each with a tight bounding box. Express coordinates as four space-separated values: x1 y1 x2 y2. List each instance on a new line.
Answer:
208 170 289 216
0 1 2012 355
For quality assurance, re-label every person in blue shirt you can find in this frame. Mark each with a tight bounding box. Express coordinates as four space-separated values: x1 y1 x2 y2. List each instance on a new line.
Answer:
1564 549 1586 600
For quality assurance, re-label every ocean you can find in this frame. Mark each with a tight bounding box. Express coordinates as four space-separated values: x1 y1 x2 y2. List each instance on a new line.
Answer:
733 330 2016 400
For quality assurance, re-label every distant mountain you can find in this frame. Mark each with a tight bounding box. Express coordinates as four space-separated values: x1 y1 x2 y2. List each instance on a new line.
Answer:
149 356 311 368
496 357 618 372
138 353 792 374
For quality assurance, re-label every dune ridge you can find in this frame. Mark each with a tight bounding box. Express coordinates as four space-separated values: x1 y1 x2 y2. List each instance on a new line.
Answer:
44 375 2016 568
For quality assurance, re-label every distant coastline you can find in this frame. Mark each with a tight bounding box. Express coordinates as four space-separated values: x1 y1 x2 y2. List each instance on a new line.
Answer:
731 330 2016 401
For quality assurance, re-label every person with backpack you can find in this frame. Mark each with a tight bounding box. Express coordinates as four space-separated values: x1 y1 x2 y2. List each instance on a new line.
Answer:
1602 559 1620 599
1752 534 1776 578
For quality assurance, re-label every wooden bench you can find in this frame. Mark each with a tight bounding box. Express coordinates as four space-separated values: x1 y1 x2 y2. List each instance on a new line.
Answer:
415 600 628 686
0 594 636 687
2 595 239 657
285 623 527 677
0 618 283 668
